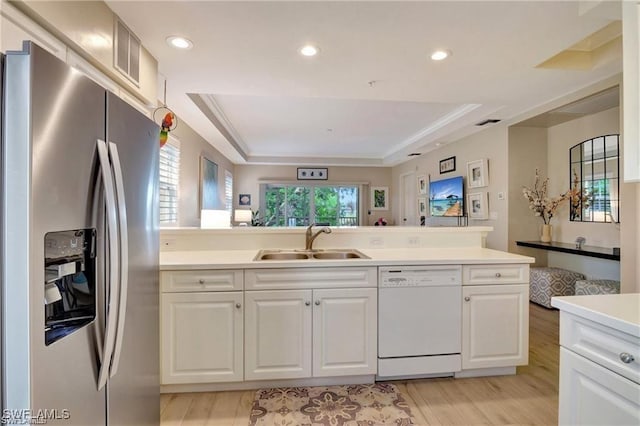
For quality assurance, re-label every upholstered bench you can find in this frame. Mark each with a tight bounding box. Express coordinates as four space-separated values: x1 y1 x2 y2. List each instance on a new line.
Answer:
575 279 621 295
530 267 586 308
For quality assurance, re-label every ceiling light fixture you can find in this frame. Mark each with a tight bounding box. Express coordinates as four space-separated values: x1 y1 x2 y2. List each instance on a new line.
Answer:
431 50 451 61
166 36 193 50
300 45 319 57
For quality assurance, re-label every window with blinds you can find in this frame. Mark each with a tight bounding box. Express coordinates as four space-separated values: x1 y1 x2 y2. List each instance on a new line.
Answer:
159 136 180 224
225 170 233 214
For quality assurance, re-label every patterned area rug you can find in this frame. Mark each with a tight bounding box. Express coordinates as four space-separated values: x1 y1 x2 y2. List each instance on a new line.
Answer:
248 383 415 426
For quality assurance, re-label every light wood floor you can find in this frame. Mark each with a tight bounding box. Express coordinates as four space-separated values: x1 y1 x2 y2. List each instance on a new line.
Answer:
160 302 559 426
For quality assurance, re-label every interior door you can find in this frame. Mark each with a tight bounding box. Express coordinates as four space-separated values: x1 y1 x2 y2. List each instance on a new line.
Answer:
400 172 417 225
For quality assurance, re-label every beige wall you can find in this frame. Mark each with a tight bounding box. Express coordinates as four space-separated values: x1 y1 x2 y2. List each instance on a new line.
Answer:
14 0 157 105
234 165 392 225
509 106 628 285
171 117 235 228
508 126 549 265
546 107 621 247
392 125 509 251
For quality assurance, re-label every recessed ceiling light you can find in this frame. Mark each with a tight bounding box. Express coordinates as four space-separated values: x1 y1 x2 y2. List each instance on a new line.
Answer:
431 50 451 61
166 36 193 50
300 45 319 57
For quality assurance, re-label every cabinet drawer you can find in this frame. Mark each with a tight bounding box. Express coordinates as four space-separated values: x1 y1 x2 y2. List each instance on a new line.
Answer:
560 312 640 384
161 270 243 292
245 267 377 290
463 264 528 285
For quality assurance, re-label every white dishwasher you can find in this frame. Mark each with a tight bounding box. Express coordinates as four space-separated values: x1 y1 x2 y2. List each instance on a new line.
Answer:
377 265 462 379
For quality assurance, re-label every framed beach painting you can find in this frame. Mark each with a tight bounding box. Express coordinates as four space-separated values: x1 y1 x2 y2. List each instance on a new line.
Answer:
371 186 389 210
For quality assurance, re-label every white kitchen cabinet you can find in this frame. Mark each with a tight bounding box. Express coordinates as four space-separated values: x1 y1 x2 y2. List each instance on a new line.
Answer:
462 284 529 369
313 288 377 377
161 291 243 384
245 286 377 381
554 304 640 425
244 290 313 380
623 1 640 181
559 347 640 425
1 3 66 60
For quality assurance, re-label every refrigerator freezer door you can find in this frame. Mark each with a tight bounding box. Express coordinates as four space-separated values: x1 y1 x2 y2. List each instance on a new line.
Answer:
3 42 107 424
105 93 159 426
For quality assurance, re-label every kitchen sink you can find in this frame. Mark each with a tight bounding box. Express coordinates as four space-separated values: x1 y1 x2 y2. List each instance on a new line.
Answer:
312 251 364 259
257 252 311 260
254 249 369 261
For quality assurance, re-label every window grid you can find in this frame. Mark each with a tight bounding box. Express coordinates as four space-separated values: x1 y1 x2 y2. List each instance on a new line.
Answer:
224 170 233 214
159 136 180 224
261 183 359 227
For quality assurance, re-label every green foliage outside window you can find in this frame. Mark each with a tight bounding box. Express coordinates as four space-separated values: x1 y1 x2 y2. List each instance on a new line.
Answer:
262 184 358 226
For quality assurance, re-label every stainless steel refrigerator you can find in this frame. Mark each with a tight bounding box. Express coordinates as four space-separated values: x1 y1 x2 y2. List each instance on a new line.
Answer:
1 41 159 425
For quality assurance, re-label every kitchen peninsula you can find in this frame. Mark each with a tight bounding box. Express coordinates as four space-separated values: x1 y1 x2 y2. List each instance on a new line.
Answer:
160 226 535 393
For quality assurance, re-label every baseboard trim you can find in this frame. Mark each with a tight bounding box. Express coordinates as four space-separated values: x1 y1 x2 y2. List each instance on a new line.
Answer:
161 375 376 393
454 366 516 378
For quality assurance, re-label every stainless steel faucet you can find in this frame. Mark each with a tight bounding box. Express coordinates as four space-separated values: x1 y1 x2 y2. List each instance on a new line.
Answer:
305 223 332 250
575 236 586 249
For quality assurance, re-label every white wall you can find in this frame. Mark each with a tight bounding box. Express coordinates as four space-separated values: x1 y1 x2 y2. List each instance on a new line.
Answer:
392 125 509 251
234 165 392 225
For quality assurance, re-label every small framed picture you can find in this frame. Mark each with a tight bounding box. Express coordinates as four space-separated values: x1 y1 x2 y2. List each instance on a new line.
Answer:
239 194 251 206
417 175 427 195
467 192 489 219
297 167 328 180
467 159 489 188
439 156 456 174
417 197 427 217
371 186 389 210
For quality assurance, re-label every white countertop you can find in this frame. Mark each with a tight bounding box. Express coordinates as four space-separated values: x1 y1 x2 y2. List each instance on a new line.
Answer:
160 247 534 270
551 294 640 337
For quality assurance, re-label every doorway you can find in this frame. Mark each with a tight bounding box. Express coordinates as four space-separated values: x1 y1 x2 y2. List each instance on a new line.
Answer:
400 172 417 226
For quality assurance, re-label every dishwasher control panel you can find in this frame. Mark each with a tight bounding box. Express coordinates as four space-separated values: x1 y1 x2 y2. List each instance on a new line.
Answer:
379 265 461 287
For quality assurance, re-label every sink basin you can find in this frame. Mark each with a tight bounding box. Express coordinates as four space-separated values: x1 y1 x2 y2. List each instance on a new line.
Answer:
312 251 366 259
256 252 310 260
254 249 369 261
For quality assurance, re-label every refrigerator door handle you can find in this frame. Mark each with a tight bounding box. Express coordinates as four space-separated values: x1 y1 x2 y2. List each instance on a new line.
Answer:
96 138 121 391
108 141 129 377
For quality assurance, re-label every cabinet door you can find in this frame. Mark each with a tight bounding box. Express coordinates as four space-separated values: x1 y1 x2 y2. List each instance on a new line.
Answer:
161 292 243 384
245 290 312 380
462 284 529 369
559 347 640 425
313 288 377 377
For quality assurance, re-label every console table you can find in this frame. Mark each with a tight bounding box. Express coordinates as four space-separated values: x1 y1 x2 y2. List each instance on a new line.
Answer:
516 241 620 261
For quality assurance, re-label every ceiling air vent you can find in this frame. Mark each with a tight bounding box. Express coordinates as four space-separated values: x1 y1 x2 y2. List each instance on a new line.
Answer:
475 119 501 126
115 18 140 85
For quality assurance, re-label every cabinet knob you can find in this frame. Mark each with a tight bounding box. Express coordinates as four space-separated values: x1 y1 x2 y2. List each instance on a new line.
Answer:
198 279 205 284
315 300 321 306
495 272 502 278
620 352 635 364
235 303 241 309
305 301 311 306
464 296 471 302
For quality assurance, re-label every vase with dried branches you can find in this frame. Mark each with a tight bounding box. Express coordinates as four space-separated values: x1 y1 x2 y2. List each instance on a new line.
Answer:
522 169 570 242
